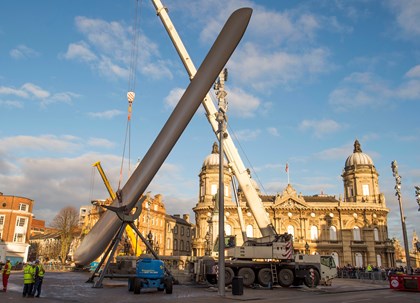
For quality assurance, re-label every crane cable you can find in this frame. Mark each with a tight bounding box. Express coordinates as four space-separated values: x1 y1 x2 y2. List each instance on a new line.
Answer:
118 0 143 192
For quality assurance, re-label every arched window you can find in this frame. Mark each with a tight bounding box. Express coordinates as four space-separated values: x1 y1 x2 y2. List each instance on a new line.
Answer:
211 184 217 195
331 252 339 267
225 224 232 236
330 226 337 241
174 239 178 250
310 226 318 240
376 254 382 267
355 252 363 267
287 225 295 238
353 226 361 241
166 238 170 250
374 228 379 241
180 240 184 251
246 225 254 237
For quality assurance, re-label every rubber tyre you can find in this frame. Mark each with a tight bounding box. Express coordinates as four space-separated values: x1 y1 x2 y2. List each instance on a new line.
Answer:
238 267 255 287
225 268 234 285
304 270 320 288
278 268 294 288
257 268 272 287
128 277 134 291
165 278 173 294
133 277 141 294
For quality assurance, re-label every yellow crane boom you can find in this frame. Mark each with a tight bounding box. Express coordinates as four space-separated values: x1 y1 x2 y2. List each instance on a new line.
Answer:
92 161 143 256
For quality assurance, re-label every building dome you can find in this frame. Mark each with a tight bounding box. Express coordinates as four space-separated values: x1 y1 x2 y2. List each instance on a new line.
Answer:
202 142 228 168
345 140 374 167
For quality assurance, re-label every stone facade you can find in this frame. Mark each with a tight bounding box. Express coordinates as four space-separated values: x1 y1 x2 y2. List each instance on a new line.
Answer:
193 141 395 268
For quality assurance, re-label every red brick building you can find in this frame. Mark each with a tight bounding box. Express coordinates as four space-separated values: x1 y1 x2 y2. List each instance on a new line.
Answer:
0 192 34 265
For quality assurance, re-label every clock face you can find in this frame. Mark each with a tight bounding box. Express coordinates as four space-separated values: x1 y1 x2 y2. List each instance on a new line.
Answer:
391 279 399 288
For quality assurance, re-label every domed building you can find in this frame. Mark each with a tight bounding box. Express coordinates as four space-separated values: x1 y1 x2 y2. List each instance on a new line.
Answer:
193 140 395 268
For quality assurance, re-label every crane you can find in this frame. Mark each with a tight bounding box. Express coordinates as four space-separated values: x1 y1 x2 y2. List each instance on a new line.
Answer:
92 161 143 257
151 0 276 239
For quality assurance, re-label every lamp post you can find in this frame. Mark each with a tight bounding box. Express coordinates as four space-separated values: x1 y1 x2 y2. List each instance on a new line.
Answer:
391 160 412 274
214 68 228 296
147 231 153 254
205 232 211 256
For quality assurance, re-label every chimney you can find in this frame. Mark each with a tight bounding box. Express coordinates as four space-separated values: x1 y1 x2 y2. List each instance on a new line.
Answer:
174 214 180 218
183 214 190 223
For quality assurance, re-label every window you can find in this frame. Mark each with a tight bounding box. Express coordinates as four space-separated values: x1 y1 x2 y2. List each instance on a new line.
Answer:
180 240 184 251
19 203 28 211
376 254 382 267
154 205 158 211
181 226 184 236
347 186 353 197
166 238 171 250
353 227 361 241
186 228 190 237
374 228 379 241
331 252 339 267
174 225 178 234
16 217 26 227
355 252 363 267
0 231 2 241
287 225 295 238
224 185 229 197
186 241 190 251
13 233 25 243
310 226 318 240
211 184 217 195
329 226 337 241
225 224 232 236
362 184 369 196
173 239 178 250
167 223 171 232
0 215 5 226
246 225 253 238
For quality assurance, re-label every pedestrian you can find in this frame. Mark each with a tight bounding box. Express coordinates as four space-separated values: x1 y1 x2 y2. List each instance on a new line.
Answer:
22 262 35 297
2 259 11 292
31 260 45 298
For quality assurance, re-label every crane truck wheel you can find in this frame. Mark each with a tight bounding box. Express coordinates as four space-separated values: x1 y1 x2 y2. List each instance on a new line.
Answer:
225 268 234 285
257 268 272 287
238 268 255 287
303 269 320 288
278 269 294 288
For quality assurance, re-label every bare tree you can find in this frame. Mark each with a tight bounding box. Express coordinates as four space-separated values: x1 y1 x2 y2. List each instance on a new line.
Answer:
50 206 79 263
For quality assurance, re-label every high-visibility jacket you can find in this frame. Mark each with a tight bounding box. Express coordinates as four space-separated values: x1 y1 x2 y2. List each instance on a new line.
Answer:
2 262 11 275
23 265 34 284
37 264 45 278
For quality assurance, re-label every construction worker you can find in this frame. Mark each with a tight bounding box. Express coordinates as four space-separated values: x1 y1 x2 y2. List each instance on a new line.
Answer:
31 260 45 298
2 259 11 292
22 262 35 297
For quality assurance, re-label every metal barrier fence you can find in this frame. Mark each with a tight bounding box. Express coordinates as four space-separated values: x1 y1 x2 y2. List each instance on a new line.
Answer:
337 269 388 281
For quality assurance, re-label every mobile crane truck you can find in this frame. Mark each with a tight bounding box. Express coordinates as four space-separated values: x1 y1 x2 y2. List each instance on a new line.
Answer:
151 0 337 289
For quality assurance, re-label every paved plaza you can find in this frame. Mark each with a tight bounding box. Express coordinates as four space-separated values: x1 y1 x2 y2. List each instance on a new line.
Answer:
1 270 418 303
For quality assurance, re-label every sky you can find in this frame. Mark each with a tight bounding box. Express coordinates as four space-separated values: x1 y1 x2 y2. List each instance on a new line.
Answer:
0 0 419 246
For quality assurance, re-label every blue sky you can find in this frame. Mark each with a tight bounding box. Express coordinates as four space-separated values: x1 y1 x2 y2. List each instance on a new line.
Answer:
1 0 419 245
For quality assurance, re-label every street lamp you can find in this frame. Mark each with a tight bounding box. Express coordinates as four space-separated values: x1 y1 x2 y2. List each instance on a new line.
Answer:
214 68 228 296
205 232 211 256
391 160 412 274
147 231 153 254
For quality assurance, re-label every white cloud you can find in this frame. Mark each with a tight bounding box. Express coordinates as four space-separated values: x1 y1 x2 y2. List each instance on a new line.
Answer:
9 44 39 60
63 16 172 81
164 88 184 109
231 129 261 142
0 100 24 109
63 41 97 62
405 65 420 78
299 119 343 138
87 138 115 148
388 0 420 38
267 127 280 137
88 109 124 119
228 87 261 117
230 44 332 90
